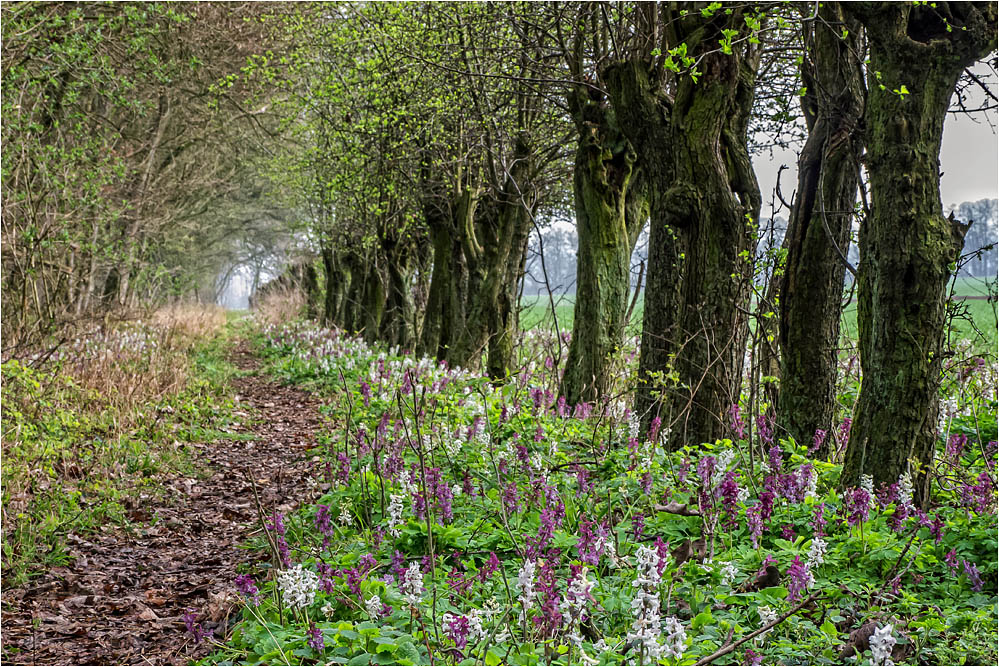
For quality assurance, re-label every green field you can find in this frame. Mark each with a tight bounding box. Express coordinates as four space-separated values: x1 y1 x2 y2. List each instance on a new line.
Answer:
520 276 997 350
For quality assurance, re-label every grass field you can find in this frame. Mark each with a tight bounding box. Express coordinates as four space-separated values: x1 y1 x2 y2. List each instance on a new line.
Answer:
520 275 998 350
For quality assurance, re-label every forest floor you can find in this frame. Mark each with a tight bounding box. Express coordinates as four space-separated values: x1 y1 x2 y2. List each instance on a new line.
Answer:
1 340 323 665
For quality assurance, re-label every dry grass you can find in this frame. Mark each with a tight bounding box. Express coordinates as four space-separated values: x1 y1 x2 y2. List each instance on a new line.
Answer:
1 302 233 584
150 303 227 344
254 287 305 326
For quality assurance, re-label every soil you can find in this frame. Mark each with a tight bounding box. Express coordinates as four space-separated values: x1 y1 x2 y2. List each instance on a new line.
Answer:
1 342 324 665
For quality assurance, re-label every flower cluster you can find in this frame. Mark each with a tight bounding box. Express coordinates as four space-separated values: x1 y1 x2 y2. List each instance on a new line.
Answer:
277 564 319 610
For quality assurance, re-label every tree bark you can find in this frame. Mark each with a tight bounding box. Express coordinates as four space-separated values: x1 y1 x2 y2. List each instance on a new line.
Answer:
449 133 534 379
777 3 865 456
418 190 471 360
842 2 996 496
560 85 648 406
603 18 761 449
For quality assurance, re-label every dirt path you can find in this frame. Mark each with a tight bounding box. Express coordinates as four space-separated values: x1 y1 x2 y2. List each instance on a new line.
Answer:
1 342 322 665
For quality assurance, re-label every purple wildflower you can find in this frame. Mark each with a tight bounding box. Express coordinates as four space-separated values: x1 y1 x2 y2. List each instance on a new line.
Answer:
315 504 334 538
810 428 827 454
502 481 521 514
946 433 967 463
696 456 716 489
182 609 212 644
307 623 325 652
786 555 813 602
844 487 870 527
810 503 827 537
729 404 746 440
444 613 471 649
235 574 260 605
757 413 774 446
648 416 662 444
479 552 500 582
631 513 645 541
962 560 984 592
747 503 764 548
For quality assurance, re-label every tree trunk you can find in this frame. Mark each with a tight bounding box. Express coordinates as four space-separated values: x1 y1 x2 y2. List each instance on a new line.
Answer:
777 3 865 456
380 239 416 350
360 257 385 344
560 87 647 405
418 193 469 360
842 2 996 497
604 34 761 450
450 134 534 379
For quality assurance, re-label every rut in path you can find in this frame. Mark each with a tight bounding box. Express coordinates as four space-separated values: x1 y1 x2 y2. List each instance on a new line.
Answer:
1 342 324 665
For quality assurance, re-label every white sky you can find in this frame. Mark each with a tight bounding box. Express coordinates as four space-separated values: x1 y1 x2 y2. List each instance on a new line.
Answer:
756 61 999 210
754 110 998 211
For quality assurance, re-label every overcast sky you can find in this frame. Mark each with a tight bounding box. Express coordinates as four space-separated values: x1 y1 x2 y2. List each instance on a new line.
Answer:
755 65 999 210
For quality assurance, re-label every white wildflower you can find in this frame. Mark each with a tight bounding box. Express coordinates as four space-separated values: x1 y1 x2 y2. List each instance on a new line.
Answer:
400 470 418 496
560 567 594 649
720 562 739 587
467 608 487 643
365 594 382 618
277 564 319 610
661 616 687 660
321 601 334 618
530 452 545 472
444 437 462 458
627 546 666 662
386 493 405 537
807 536 828 567
451 483 462 498
805 466 819 499
870 624 897 665
755 605 778 642
713 449 736 486
628 412 641 441
861 474 875 507
338 501 353 526
517 560 537 619
897 472 914 509
401 562 423 607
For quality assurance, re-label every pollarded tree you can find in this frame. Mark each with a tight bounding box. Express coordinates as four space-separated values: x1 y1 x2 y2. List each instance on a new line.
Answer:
558 3 650 406
777 2 866 455
601 2 764 449
404 2 571 379
841 2 997 497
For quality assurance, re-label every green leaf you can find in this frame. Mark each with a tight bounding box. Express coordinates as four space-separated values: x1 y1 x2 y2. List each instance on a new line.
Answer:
692 610 714 631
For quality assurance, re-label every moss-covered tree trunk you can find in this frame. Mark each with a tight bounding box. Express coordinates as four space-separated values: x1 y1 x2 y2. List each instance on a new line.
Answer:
360 257 385 345
320 244 347 328
560 86 647 406
341 251 366 333
418 190 472 360
488 193 532 381
777 3 865 455
604 27 761 449
380 237 416 350
450 134 534 379
842 2 996 496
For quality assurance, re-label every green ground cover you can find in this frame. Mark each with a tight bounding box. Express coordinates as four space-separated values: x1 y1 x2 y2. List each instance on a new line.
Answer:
203 316 998 666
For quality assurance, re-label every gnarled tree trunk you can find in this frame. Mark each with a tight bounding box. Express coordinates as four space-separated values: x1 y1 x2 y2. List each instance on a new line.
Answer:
777 3 865 455
560 85 648 406
842 2 996 499
604 22 761 449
